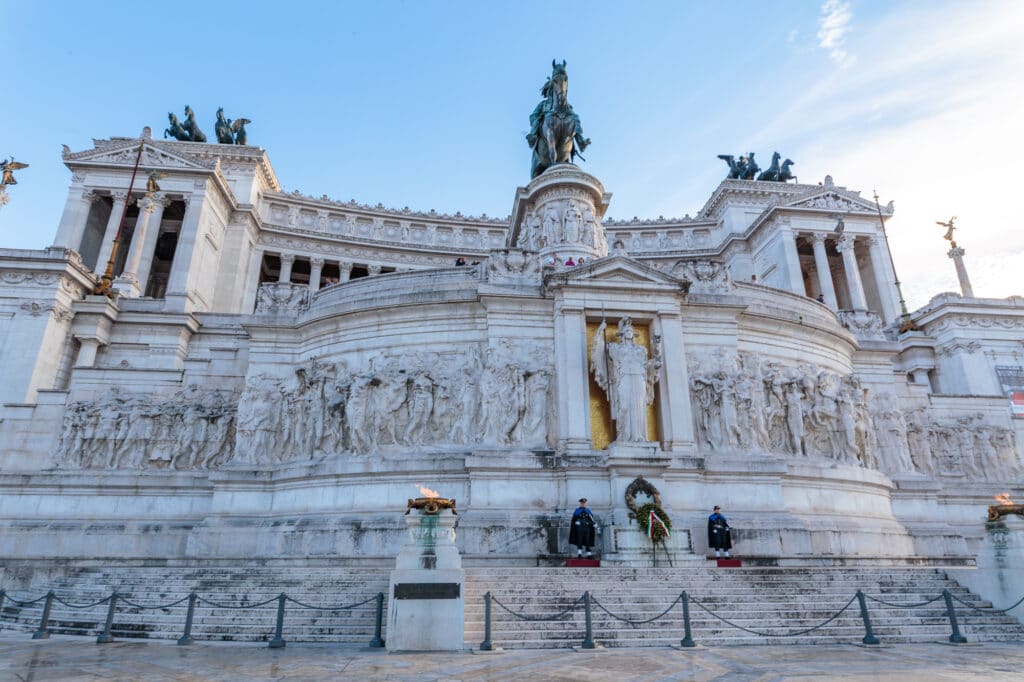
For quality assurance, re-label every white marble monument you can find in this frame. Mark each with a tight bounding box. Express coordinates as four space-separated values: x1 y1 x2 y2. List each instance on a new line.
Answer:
0 134 1021 576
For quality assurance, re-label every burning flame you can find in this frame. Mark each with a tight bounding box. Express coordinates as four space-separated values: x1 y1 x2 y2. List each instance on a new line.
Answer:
995 493 1015 506
418 485 440 498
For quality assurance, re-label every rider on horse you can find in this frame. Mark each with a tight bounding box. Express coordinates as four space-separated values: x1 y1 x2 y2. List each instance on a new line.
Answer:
527 60 591 178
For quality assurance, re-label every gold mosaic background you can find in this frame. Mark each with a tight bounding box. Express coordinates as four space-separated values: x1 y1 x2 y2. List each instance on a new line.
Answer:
586 320 660 450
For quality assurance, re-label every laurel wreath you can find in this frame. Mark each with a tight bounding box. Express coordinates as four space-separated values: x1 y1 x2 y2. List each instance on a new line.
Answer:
635 502 672 543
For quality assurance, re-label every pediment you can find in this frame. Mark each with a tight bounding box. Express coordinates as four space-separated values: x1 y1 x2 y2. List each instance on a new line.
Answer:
785 189 882 214
547 255 687 289
63 140 213 172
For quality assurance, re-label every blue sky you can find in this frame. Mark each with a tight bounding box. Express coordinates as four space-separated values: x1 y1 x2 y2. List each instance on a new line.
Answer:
3 1 1022 308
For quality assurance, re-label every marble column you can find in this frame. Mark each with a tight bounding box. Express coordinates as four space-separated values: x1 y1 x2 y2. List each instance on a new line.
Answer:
865 236 898 323
809 233 839 309
278 254 295 283
94 191 128 274
309 257 324 292
338 261 353 283
113 196 157 297
132 195 169 297
554 306 591 450
781 229 805 294
948 245 975 298
655 312 696 451
53 186 97 252
836 236 868 310
164 189 207 310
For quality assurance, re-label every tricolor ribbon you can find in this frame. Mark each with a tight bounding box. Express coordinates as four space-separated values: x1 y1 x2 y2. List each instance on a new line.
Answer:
648 510 670 539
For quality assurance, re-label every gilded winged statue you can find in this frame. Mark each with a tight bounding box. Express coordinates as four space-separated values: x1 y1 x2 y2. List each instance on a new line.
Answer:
1 158 29 187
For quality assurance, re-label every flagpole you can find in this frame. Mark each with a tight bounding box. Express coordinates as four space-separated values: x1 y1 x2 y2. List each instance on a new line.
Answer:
94 138 146 297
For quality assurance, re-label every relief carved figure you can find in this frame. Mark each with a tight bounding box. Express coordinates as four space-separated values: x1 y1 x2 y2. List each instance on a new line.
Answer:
687 353 879 467
903 411 1020 482
223 345 553 464
57 386 237 470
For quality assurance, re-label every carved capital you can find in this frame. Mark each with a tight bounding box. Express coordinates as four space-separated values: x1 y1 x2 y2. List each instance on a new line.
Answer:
310 257 325 269
109 190 128 204
835 235 856 253
367 264 382 276
338 261 353 275
279 253 296 266
136 196 156 214
947 246 966 258
808 232 829 246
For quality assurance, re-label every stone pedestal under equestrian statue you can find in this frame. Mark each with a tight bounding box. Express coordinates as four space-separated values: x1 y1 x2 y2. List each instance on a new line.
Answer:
386 501 464 652
509 164 610 264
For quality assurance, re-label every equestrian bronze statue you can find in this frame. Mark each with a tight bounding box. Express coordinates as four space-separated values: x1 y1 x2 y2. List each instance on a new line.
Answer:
527 60 591 179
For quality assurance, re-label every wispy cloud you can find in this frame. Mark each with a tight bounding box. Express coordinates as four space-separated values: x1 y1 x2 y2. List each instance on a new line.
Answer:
817 0 855 66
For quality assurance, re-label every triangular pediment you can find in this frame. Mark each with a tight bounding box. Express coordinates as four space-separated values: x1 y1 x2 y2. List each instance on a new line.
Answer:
785 188 882 214
547 255 687 289
63 139 213 172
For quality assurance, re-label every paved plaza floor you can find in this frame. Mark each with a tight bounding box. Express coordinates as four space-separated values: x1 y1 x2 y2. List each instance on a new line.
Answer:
0 636 1022 681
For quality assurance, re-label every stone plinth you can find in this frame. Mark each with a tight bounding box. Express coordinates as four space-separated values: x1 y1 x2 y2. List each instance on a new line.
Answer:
508 164 610 264
950 512 1024 623
386 507 465 651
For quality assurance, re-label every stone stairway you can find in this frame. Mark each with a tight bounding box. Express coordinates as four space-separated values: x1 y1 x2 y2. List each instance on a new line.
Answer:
462 567 1024 648
0 565 389 644
1 565 1021 648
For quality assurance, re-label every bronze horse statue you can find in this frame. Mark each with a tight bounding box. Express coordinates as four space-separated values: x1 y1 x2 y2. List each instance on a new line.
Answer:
527 60 591 179
757 152 782 181
164 113 190 141
778 158 796 182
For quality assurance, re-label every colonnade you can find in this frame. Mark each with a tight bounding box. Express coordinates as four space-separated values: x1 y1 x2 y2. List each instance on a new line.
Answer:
269 253 389 292
54 187 185 299
793 232 898 323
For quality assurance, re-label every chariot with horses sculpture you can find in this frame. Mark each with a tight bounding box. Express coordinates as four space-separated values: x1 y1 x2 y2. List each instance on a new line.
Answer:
718 150 795 183
527 60 591 179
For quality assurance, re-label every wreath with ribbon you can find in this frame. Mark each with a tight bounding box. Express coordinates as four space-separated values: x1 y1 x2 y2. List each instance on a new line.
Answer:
636 502 672 543
624 477 672 543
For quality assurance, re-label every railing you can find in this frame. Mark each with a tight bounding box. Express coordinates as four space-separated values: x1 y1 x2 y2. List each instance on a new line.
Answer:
478 587 1024 649
0 589 386 649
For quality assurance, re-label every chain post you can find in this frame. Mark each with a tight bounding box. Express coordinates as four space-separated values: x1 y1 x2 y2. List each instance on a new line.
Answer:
942 589 967 643
268 593 287 648
680 591 696 648
32 591 55 639
581 591 595 649
855 590 879 645
480 591 493 651
96 592 117 644
368 592 385 648
178 593 197 645
0 590 5 631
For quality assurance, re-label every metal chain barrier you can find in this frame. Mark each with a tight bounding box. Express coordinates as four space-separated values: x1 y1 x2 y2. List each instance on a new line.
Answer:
284 595 378 610
118 595 192 610
196 595 282 609
51 595 112 609
2 593 51 607
950 591 1024 615
491 594 583 621
864 593 945 609
591 594 682 625
0 587 386 649
690 593 858 638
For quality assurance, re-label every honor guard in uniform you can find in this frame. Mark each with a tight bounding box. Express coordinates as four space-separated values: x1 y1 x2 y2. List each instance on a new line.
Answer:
569 498 597 558
708 505 732 558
